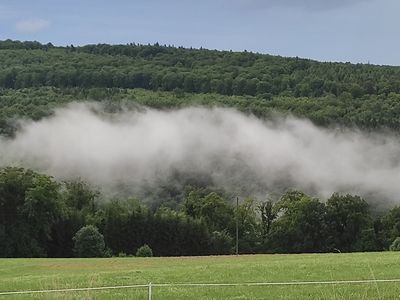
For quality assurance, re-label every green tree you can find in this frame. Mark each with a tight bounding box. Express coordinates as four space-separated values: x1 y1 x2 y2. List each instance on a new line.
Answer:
378 206 400 249
325 193 373 252
237 198 259 253
258 200 277 239
48 180 100 257
269 191 327 253
199 192 234 232
73 225 105 257
0 167 64 257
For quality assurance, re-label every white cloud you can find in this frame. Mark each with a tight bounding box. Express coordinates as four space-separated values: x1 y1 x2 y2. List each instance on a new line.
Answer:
15 18 49 34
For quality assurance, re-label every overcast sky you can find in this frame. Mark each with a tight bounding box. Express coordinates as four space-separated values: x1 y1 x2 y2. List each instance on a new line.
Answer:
0 0 398 65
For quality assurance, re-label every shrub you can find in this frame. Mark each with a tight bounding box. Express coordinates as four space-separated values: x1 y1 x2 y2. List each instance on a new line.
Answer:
136 244 153 257
390 237 400 251
104 248 112 258
73 225 105 257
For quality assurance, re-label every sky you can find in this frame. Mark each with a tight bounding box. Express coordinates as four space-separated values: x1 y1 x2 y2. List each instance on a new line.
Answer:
0 0 398 65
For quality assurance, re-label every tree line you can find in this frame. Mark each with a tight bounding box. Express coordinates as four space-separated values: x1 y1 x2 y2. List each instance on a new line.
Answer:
2 167 400 258
1 39 400 100
2 39 400 132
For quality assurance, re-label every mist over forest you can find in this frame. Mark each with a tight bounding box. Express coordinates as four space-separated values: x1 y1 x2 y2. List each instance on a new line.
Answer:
2 102 400 207
2 40 400 258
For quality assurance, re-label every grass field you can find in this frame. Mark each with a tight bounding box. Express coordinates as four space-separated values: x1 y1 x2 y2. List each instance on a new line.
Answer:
1 252 400 299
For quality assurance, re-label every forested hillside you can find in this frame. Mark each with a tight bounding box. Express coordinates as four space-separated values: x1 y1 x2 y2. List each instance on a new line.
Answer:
2 39 400 98
2 39 400 134
2 40 400 258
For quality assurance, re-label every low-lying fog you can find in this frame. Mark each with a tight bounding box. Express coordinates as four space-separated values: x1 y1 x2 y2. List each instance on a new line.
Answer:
1 103 399 204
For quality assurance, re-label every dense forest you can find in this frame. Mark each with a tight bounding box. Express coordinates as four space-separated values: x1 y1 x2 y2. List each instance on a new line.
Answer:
2 39 400 134
2 40 400 257
2 167 400 258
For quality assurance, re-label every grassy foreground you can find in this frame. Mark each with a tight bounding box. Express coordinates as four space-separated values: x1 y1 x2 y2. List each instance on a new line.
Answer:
1 252 400 299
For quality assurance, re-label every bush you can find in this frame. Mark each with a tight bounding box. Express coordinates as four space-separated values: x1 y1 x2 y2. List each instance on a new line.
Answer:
136 244 153 257
73 225 105 257
104 248 112 258
390 237 400 251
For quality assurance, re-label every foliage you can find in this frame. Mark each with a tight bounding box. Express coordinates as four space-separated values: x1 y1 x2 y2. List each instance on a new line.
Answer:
136 244 153 257
0 169 399 257
325 193 372 252
73 225 105 257
0 167 64 257
209 231 233 255
3 41 400 258
268 192 327 253
258 200 277 239
2 40 400 136
390 237 400 251
1 40 400 101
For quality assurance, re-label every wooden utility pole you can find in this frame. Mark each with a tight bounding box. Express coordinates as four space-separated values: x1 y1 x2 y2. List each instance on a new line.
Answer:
236 197 239 255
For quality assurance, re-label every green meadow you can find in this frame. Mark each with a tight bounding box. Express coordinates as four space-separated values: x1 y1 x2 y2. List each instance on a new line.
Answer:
1 252 400 299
